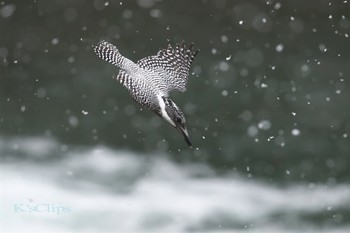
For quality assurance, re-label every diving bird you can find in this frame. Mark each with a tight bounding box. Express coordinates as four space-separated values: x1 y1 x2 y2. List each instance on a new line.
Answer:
94 40 199 147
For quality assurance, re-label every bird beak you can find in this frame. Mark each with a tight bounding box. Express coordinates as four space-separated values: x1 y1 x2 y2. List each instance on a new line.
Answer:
176 125 193 148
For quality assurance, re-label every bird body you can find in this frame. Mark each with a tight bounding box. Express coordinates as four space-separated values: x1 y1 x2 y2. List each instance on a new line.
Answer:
94 40 199 147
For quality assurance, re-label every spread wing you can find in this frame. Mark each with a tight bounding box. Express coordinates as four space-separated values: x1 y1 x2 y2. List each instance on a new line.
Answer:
137 41 199 93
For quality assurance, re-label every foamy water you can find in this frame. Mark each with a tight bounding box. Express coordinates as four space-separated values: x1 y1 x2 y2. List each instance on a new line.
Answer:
0 137 349 233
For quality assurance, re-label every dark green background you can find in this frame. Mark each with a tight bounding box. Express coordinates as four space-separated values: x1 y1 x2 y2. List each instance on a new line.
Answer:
1 0 349 182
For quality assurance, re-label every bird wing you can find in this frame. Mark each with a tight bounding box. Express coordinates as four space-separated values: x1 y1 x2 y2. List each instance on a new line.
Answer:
137 41 199 93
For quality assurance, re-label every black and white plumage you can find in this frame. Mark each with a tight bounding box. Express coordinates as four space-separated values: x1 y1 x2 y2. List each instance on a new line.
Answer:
94 40 199 147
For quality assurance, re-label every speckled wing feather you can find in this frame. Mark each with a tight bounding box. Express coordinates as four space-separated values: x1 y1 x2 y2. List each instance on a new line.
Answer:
137 41 199 93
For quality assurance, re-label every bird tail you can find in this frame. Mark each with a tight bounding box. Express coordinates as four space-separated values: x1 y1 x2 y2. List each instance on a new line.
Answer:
94 40 138 73
94 40 124 67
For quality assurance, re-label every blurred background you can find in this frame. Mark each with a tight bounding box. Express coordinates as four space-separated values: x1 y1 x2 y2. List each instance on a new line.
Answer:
1 0 350 232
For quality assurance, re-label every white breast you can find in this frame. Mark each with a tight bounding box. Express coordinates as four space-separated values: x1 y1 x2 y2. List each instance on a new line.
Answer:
157 94 175 127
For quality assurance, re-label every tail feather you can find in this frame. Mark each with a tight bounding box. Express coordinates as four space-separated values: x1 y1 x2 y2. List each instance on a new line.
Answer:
94 40 139 73
94 40 123 67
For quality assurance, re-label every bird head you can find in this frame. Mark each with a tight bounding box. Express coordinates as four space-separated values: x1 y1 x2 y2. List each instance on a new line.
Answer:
159 96 192 147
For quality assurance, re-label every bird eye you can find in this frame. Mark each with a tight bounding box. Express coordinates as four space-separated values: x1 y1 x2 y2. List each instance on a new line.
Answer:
175 117 182 124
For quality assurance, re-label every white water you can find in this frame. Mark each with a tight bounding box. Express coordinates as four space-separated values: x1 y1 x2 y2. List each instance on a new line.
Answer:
0 137 349 233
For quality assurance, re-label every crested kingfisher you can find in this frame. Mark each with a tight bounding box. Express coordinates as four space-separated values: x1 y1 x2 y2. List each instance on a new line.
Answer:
94 40 199 147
